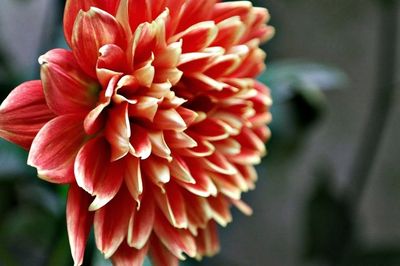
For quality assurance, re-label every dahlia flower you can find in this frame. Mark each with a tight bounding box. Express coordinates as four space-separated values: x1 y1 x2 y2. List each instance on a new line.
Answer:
0 0 274 265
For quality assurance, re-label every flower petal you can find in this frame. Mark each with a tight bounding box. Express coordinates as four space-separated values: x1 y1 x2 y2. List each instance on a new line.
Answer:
149 236 179 266
124 155 143 205
155 182 188 229
39 49 99 115
111 241 149 266
127 191 155 249
172 21 217 53
94 186 134 258
153 210 196 259
195 221 220 259
105 102 132 161
64 0 121 47
72 7 126 77
74 137 124 210
28 114 85 183
0 80 54 149
142 156 170 186
66 183 94 266
130 125 152 159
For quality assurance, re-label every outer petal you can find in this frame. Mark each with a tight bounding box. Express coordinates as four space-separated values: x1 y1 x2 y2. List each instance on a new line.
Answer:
94 186 134 258
72 7 126 77
39 49 99 115
27 114 85 183
111 242 149 266
67 183 94 266
127 192 155 249
149 236 179 266
75 137 124 211
0 80 54 149
64 0 121 47
153 210 196 259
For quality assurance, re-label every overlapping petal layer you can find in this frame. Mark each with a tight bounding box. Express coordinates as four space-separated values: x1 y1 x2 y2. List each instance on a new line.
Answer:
0 0 274 265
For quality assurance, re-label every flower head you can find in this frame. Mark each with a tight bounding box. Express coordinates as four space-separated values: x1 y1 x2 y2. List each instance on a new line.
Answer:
0 0 274 265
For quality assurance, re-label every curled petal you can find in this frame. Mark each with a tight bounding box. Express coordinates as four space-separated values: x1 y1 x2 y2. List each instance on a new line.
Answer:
143 156 170 186
72 7 126 77
172 21 217 53
124 155 143 204
148 131 172 161
28 114 85 183
97 44 129 87
178 166 218 197
64 0 121 47
39 49 99 115
105 103 132 161
67 183 94 266
0 81 54 149
84 75 118 135
153 108 187 131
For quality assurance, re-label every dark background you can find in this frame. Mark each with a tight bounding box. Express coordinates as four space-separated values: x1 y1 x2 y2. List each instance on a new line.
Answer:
0 0 399 265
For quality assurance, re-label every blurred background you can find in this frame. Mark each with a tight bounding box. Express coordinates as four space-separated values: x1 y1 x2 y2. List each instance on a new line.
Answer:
0 0 399 265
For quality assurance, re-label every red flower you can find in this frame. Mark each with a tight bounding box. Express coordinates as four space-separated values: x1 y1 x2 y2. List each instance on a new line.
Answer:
0 0 274 265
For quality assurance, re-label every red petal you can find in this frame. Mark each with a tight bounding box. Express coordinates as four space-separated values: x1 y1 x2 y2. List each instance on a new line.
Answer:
201 151 238 175
153 210 196 259
148 131 172 161
97 44 129 87
84 75 118 135
64 0 121 47
27 114 85 183
195 221 220 259
212 1 252 23
39 49 99 115
130 125 152 159
0 80 54 149
184 191 212 232
173 21 217 52
142 156 170 186
127 191 155 249
105 103 132 161
149 236 179 266
175 0 217 33
190 118 230 141
74 137 124 210
208 195 232 227
127 0 152 32
170 155 195 184
153 108 187 132
94 186 134 258
155 182 188 229
177 166 217 197
163 131 197 149
66 183 94 266
111 241 149 266
124 155 143 204
72 7 126 77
